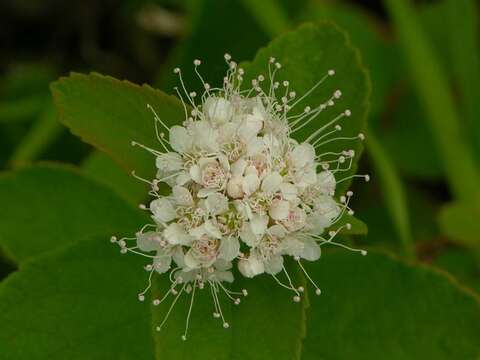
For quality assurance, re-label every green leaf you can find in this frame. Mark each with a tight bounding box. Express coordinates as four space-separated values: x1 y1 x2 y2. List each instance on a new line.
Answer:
438 201 480 247
0 164 147 263
51 72 185 179
152 266 306 359
0 239 155 360
302 250 480 359
241 22 370 195
434 247 480 294
82 151 148 206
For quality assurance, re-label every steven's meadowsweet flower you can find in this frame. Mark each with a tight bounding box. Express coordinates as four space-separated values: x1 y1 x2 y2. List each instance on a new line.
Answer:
111 54 369 340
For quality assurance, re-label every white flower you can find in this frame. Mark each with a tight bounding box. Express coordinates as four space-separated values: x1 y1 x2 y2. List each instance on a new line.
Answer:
190 156 229 195
114 54 368 338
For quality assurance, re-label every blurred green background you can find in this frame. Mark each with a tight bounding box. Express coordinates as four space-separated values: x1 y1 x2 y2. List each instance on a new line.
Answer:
0 0 479 356
1 0 478 291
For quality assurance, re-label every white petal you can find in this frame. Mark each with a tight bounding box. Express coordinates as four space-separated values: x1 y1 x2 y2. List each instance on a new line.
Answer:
219 237 240 262
314 195 341 226
317 170 336 196
213 258 232 271
268 224 286 238
246 137 264 156
184 249 200 269
249 214 269 235
261 172 283 193
172 246 186 267
150 198 176 223
227 177 244 199
191 121 219 152
156 152 183 173
205 192 229 215
231 158 247 177
136 231 161 252
153 254 172 274
204 96 233 125
172 185 193 206
239 227 259 247
164 223 192 245
300 238 321 261
280 182 298 201
264 255 284 275
242 173 260 196
212 270 234 283
189 164 202 184
175 171 191 186
238 254 265 278
238 117 263 142
189 225 207 239
204 220 223 239
269 199 290 220
169 126 192 153
290 143 315 168
197 188 217 198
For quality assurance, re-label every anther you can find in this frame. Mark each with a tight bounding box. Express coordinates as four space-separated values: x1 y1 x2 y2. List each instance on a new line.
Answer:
358 133 365 140
345 109 352 116
193 59 201 66
328 69 335 76
293 295 301 302
153 299 160 306
315 289 321 295
110 236 117 243
223 322 230 329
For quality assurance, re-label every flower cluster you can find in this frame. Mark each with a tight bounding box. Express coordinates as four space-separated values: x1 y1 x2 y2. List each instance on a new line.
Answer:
111 54 369 340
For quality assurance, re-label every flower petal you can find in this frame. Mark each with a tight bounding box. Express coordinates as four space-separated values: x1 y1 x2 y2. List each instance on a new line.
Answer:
150 198 176 223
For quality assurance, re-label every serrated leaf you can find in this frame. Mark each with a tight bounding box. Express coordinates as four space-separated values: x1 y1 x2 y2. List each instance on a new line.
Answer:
241 22 370 195
0 239 155 360
51 72 185 179
301 251 480 359
82 151 148 206
0 164 147 263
